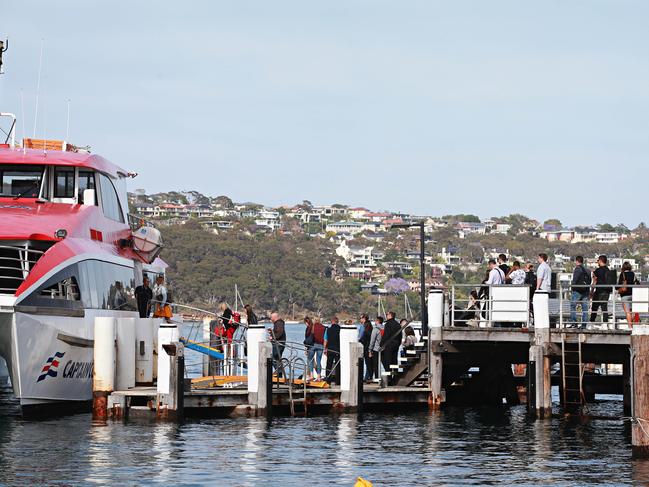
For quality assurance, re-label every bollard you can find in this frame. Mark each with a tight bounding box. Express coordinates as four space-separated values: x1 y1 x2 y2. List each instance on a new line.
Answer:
93 317 116 419
247 323 267 405
632 325 649 458
115 318 136 391
531 291 552 419
428 289 444 409
341 341 363 410
340 323 358 394
135 318 155 385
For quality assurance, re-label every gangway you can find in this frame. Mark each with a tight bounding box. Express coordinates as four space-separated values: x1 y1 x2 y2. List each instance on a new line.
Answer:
180 338 225 360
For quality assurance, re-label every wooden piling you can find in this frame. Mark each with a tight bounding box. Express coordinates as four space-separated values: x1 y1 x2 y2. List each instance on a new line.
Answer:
531 291 552 419
632 325 649 458
428 289 444 409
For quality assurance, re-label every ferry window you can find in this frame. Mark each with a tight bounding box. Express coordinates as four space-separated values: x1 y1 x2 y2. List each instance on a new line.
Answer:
78 260 135 310
40 276 80 301
98 174 124 222
78 170 96 204
0 165 44 197
54 168 75 198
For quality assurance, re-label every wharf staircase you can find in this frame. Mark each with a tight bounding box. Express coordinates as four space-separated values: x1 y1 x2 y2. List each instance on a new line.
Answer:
561 332 585 414
382 335 429 387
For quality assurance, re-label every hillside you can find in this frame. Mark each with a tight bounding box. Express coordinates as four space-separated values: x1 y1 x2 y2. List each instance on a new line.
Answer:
161 221 368 318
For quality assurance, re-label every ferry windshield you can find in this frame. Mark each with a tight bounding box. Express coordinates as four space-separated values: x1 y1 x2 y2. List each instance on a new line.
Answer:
0 165 44 198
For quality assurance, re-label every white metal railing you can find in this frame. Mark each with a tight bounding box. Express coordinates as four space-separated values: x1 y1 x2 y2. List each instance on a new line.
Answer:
450 284 531 328
557 283 649 330
449 282 649 330
0 243 46 294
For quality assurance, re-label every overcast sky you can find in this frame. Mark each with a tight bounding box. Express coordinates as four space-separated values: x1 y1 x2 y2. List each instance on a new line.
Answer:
1 1 647 227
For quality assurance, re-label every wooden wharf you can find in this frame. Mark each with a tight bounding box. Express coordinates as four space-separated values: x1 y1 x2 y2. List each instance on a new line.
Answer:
93 287 649 457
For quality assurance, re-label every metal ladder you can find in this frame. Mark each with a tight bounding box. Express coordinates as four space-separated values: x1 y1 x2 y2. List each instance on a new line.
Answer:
288 357 308 417
561 332 585 414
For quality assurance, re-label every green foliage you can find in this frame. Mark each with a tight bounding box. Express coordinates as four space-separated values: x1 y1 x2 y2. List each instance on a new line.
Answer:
442 214 481 223
160 222 362 317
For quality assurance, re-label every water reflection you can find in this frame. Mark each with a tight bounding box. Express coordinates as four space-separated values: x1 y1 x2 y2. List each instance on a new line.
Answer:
0 394 638 486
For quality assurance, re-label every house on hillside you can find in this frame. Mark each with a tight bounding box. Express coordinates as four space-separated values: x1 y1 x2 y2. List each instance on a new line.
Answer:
326 221 364 235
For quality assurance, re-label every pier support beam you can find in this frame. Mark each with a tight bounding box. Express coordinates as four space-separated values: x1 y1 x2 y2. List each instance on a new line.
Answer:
93 317 116 420
428 289 444 410
531 291 552 419
632 325 649 458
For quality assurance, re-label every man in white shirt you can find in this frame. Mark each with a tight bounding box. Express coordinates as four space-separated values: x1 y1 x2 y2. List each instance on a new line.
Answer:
536 253 552 292
487 259 505 285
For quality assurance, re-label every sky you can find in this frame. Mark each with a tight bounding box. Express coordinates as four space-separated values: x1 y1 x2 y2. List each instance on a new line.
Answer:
0 1 647 227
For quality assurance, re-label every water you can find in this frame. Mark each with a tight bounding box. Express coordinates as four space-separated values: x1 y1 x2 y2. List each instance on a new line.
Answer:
0 324 648 486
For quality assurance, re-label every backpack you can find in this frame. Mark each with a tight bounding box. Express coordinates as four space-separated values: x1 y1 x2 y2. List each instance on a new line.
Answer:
576 266 591 289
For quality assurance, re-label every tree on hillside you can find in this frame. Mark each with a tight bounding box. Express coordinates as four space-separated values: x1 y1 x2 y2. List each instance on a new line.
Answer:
543 219 562 229
214 195 234 208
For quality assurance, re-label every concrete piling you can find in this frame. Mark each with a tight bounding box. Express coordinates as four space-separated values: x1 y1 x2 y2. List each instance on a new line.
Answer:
341 341 363 411
248 340 272 415
93 317 116 419
531 291 552 419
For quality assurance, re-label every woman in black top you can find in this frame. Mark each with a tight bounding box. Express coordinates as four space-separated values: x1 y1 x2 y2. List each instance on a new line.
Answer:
244 304 258 325
618 261 637 323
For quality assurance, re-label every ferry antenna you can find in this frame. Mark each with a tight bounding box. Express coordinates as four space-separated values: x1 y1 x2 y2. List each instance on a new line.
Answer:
20 90 26 154
32 38 44 139
65 98 71 141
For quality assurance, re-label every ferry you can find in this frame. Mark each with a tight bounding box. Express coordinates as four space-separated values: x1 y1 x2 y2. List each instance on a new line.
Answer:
0 117 164 415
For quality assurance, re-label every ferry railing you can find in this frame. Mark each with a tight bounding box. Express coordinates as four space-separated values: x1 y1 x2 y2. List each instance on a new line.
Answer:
0 243 45 293
557 283 649 330
450 283 531 328
127 213 158 231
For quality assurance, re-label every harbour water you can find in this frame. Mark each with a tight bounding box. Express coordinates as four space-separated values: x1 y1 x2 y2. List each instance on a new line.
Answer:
0 324 646 486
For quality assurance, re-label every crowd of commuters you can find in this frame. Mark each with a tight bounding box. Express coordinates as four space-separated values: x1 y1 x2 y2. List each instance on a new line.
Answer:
463 253 640 328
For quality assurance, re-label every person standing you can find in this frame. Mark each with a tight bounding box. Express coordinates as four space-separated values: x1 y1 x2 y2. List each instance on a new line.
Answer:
507 261 526 285
367 317 383 381
498 254 510 279
618 261 637 324
536 254 551 292
270 312 287 377
359 319 373 383
358 313 369 341
312 318 326 380
244 304 258 325
304 317 316 381
590 255 611 324
570 256 590 327
134 276 153 318
380 311 401 372
487 259 506 285
153 275 173 322
324 317 341 385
